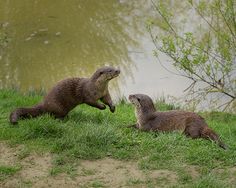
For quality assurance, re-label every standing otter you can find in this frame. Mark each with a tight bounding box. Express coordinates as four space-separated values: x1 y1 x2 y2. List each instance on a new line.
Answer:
129 94 227 149
10 66 120 124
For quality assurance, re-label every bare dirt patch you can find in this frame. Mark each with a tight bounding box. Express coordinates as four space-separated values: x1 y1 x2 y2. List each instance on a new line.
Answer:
183 165 200 179
20 153 52 180
0 142 19 166
212 167 236 184
78 158 146 187
0 142 178 187
1 142 52 188
31 158 178 188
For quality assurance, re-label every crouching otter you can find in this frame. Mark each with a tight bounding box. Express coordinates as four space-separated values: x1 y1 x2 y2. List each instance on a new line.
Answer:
10 66 120 124
129 94 227 149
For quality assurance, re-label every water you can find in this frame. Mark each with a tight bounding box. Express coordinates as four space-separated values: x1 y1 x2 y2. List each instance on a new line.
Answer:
0 0 192 103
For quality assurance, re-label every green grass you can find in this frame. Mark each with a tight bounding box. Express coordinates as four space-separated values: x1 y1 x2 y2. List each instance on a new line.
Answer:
0 165 21 181
0 89 236 187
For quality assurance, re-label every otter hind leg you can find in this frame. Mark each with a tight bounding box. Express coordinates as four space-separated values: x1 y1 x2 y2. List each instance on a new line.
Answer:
184 121 227 150
52 112 67 120
86 101 106 110
183 123 201 139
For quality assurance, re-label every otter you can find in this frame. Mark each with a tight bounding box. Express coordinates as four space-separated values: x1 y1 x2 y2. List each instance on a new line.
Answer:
10 66 120 124
129 94 227 149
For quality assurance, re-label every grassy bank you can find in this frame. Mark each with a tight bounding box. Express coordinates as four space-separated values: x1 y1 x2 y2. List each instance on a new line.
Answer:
0 89 236 187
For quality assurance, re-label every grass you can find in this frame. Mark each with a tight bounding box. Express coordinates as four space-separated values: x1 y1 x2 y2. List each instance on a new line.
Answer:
0 165 21 181
0 89 236 187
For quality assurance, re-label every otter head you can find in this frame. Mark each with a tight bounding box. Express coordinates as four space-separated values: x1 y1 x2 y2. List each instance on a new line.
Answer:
129 94 156 114
91 66 120 84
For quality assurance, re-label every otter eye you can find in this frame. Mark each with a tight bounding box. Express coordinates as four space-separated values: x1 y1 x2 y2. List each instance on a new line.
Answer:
100 71 103 75
137 98 141 102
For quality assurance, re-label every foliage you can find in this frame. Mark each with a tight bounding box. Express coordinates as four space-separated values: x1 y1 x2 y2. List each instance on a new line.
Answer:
147 0 236 111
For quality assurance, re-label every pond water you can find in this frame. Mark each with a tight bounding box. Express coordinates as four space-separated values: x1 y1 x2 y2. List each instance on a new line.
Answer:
0 0 192 104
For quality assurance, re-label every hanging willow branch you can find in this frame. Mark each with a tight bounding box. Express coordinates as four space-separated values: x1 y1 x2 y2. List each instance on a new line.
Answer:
148 0 236 111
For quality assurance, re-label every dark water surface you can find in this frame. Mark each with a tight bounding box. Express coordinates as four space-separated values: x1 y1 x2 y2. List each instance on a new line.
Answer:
0 0 192 103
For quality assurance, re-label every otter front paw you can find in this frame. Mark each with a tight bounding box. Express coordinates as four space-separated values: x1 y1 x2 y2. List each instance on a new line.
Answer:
110 105 115 113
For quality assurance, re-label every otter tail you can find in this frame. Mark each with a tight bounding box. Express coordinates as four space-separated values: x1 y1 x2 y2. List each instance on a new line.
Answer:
200 126 227 150
10 104 44 124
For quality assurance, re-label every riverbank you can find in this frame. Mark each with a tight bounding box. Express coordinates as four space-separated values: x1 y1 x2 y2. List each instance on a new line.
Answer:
0 89 236 187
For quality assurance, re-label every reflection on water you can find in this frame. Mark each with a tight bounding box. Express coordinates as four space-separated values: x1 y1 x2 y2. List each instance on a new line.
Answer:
0 0 138 90
0 0 191 103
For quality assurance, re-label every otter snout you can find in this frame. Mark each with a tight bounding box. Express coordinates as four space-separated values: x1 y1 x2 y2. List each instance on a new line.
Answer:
115 69 120 75
128 94 137 104
113 69 120 77
128 94 135 100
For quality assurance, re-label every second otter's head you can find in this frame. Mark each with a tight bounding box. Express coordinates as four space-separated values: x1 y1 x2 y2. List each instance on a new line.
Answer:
91 66 120 83
129 94 156 113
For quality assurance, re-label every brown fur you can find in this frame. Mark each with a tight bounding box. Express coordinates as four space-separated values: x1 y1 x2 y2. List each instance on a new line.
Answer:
129 94 227 149
10 66 120 124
